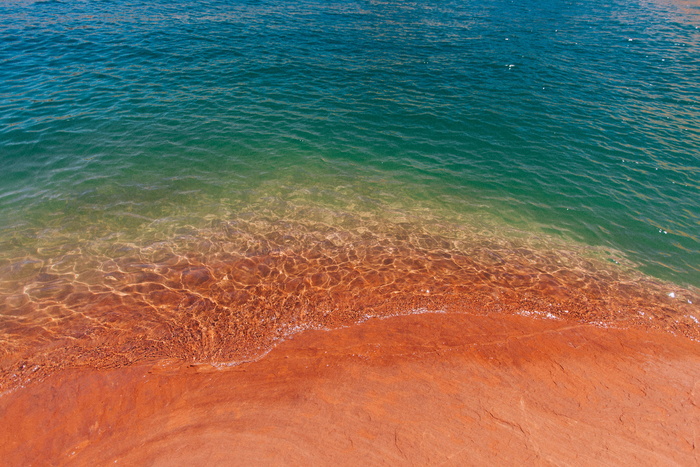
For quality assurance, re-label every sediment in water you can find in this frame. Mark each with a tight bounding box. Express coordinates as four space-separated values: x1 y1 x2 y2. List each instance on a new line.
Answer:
0 211 698 393
1 206 699 464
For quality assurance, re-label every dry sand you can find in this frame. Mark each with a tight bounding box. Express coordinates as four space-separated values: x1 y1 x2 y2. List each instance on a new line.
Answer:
2 311 699 465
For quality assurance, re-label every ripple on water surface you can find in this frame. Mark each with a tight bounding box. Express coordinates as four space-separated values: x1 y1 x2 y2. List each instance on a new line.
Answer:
1 199 698 393
0 0 699 390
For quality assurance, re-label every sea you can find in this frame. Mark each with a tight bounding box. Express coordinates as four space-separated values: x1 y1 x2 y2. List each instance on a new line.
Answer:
1 0 699 390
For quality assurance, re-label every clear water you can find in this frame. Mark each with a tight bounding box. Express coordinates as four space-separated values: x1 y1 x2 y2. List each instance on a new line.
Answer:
1 0 699 386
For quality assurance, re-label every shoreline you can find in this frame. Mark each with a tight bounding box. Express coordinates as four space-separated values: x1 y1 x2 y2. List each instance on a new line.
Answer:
2 225 699 395
2 311 699 465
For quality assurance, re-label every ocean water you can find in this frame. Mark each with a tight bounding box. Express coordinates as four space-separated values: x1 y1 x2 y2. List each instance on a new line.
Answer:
1 0 699 387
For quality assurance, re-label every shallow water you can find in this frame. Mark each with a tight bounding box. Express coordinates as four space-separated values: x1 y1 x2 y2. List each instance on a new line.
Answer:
1 0 699 389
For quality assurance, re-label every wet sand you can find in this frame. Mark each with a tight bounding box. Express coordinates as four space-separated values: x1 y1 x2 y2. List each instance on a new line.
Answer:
2 311 699 465
3 219 699 395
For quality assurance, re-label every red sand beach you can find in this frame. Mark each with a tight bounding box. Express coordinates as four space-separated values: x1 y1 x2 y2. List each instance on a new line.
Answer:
2 223 699 465
2 311 699 465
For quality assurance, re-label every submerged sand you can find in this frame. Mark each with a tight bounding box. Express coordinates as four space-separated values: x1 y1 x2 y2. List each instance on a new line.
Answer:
2 215 699 395
2 213 699 464
2 311 699 465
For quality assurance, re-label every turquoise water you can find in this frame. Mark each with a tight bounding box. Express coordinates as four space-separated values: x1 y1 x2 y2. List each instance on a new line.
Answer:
1 0 699 383
2 0 698 285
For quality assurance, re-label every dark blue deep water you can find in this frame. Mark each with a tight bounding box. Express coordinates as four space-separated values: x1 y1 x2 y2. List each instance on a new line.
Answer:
1 0 699 382
2 0 699 285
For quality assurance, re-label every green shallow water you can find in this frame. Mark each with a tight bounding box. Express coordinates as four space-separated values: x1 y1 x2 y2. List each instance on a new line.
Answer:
2 0 699 287
0 0 700 390
1 0 700 379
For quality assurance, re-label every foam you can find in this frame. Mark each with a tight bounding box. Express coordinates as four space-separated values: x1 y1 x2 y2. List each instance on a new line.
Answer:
0 211 698 393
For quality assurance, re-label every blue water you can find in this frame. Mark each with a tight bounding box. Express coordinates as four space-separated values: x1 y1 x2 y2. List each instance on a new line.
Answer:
2 0 698 286
1 0 699 385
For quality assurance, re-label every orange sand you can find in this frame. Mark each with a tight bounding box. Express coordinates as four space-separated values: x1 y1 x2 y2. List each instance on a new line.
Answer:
2 312 699 465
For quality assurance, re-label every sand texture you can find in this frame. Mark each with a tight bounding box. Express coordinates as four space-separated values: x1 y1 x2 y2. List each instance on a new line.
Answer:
2 312 699 465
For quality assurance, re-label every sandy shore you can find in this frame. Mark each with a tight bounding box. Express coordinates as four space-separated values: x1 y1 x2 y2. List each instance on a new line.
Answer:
1 311 699 465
